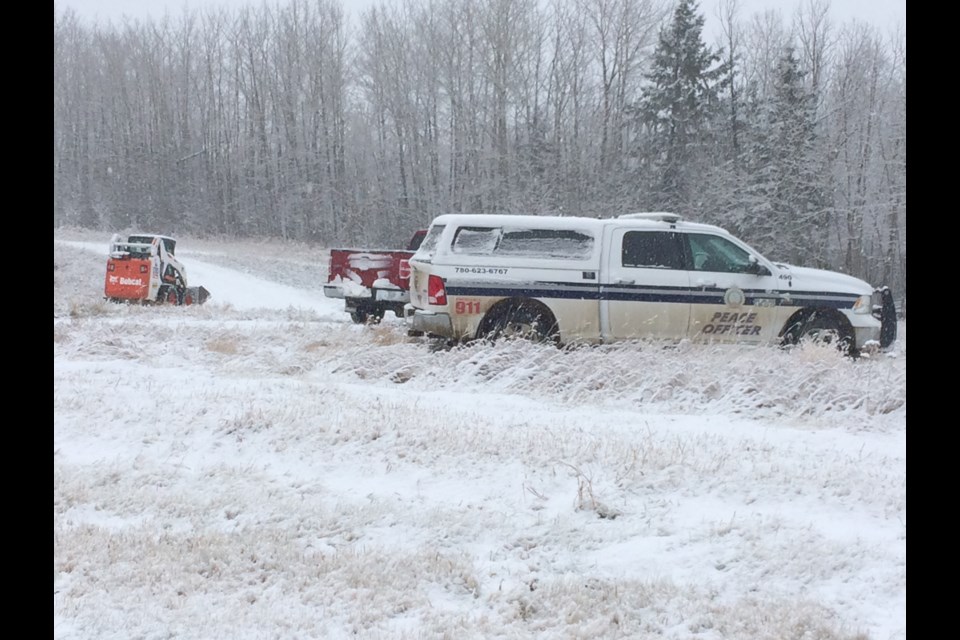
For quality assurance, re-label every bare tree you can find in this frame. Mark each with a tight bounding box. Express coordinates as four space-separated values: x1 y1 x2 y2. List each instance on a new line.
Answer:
792 0 834 107
742 9 788 100
53 0 905 301
827 22 887 277
580 0 666 177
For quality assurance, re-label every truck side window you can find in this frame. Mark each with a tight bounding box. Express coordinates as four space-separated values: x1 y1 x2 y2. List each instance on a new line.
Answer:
415 225 446 258
496 228 594 259
622 231 684 270
687 233 753 273
452 227 501 255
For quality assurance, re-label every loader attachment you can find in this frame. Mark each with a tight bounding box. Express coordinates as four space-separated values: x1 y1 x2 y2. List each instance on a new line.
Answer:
182 286 211 305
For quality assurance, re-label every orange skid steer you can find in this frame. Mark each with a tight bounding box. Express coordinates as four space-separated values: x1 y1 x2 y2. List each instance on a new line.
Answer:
104 234 211 305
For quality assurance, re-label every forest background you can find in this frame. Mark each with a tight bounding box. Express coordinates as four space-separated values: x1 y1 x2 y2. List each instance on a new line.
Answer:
53 0 906 307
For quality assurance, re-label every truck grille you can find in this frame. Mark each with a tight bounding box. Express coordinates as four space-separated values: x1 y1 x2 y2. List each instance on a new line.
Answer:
872 287 897 349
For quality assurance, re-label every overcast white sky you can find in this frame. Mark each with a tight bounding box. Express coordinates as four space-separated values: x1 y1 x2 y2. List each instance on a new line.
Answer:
56 0 906 39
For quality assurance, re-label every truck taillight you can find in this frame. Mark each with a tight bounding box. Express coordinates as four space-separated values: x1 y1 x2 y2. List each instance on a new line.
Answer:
399 259 411 280
427 274 447 306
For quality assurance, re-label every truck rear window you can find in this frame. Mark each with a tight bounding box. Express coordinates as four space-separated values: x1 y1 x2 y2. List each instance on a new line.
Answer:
622 231 684 269
452 227 594 259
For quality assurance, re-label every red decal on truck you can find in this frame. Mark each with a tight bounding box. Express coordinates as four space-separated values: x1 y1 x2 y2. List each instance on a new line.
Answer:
454 299 482 314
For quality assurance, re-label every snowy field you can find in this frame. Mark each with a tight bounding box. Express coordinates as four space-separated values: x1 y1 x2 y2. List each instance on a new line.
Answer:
53 230 906 640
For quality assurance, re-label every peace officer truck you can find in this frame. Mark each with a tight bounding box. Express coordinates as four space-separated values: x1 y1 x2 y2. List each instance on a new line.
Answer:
404 213 897 354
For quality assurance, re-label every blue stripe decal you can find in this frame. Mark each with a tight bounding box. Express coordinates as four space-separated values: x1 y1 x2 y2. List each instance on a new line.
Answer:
604 288 696 304
445 280 859 309
449 284 600 300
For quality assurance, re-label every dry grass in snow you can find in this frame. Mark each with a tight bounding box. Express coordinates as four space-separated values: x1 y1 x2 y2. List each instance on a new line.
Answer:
54 232 905 640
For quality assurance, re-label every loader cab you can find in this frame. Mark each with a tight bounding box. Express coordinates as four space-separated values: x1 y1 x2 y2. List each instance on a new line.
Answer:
119 243 151 258
124 234 186 289
128 235 177 255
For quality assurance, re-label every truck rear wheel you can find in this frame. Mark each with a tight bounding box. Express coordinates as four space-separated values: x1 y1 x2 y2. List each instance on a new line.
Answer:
482 301 559 345
349 308 385 324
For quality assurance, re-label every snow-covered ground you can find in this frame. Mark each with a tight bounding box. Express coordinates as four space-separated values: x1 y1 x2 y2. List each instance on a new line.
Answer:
54 230 906 640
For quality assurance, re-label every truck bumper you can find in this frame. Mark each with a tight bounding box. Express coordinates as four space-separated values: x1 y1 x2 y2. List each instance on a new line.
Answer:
323 285 345 299
410 309 453 336
853 325 882 351
846 287 899 352
374 288 408 303
873 286 898 349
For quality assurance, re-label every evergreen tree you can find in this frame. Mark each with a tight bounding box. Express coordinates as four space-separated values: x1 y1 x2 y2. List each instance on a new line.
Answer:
744 46 829 265
634 0 728 211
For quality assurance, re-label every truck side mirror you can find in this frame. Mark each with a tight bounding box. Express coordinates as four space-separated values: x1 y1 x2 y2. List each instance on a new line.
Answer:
747 256 770 276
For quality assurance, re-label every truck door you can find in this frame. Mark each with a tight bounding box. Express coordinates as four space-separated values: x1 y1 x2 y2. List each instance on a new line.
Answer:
600 228 691 341
682 232 780 344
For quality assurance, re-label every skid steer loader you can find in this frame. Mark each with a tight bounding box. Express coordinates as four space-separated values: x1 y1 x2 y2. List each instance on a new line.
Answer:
104 234 210 305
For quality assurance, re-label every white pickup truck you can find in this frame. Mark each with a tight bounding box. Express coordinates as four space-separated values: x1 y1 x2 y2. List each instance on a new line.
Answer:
405 212 897 355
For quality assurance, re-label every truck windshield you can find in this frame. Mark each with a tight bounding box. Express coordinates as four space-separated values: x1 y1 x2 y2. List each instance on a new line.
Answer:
407 230 427 251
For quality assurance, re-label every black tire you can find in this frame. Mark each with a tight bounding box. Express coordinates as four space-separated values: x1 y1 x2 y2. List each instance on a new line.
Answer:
158 285 183 305
484 303 558 344
349 309 369 324
794 312 854 354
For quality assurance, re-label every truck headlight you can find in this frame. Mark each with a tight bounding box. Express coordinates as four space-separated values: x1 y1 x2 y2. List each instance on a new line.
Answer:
852 294 872 314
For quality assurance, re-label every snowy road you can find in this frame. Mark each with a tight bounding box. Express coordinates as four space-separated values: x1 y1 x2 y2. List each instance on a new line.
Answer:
56 239 345 315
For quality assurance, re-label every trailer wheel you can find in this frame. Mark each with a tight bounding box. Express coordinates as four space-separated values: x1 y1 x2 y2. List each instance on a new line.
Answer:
350 310 368 324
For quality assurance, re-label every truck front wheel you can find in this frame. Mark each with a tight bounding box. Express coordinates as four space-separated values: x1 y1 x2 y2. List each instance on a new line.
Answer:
781 309 855 356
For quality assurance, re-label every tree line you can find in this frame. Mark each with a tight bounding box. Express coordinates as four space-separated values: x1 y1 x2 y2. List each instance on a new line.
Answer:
53 0 906 302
